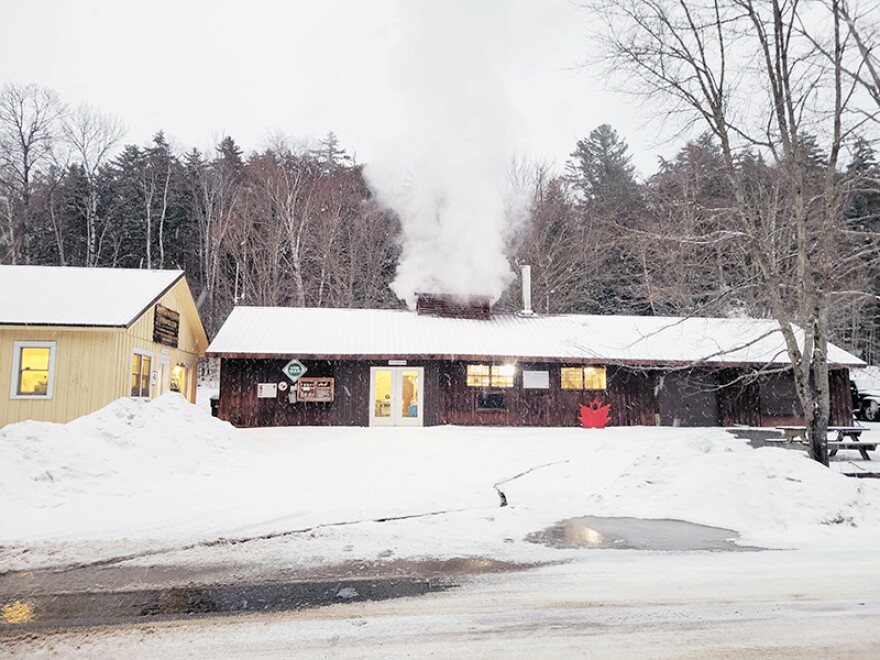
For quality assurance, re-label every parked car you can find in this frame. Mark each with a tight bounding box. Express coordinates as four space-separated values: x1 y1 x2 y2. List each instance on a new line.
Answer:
851 380 880 421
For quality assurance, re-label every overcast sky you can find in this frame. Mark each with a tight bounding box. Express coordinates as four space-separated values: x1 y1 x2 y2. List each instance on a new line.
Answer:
0 0 670 176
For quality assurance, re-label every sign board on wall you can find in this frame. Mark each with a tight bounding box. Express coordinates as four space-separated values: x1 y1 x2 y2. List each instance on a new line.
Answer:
257 383 278 398
282 359 308 383
153 305 180 348
523 370 550 389
297 377 335 402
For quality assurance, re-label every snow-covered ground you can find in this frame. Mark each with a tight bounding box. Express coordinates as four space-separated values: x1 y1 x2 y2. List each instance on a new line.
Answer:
2 394 880 573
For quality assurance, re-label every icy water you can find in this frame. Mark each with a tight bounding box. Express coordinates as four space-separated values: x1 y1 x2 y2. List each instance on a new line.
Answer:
526 516 759 551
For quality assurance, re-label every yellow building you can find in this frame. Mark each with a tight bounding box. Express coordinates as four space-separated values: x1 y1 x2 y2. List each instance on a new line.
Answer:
0 266 208 426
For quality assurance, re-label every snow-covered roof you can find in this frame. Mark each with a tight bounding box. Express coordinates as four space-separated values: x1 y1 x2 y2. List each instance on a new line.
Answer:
0 265 184 327
208 306 865 367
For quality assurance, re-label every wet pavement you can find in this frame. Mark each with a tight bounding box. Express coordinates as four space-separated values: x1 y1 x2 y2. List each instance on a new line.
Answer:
526 516 760 551
1 577 452 631
1 517 760 632
0 557 529 632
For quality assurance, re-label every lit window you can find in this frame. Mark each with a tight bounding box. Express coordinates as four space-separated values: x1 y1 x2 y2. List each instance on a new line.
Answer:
11 342 56 398
466 364 491 387
131 352 153 398
584 367 607 390
561 366 607 390
170 364 187 395
491 364 515 388
467 364 515 388
561 367 584 390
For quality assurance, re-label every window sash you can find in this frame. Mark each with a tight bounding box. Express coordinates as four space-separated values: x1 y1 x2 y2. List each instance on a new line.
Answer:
561 366 607 390
131 352 153 398
10 341 56 399
561 367 584 390
583 367 607 390
467 364 515 388
466 364 491 387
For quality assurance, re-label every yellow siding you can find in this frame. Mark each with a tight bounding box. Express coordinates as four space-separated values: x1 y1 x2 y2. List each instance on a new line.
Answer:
0 278 205 426
121 279 202 404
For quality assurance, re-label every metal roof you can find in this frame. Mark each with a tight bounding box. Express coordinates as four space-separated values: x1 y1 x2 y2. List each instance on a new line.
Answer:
0 266 184 327
207 306 865 367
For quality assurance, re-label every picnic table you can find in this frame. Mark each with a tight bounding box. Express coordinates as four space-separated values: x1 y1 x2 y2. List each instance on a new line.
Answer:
774 426 877 461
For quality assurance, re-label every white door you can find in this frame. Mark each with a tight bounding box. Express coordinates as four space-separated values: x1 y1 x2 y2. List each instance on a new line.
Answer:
369 367 424 427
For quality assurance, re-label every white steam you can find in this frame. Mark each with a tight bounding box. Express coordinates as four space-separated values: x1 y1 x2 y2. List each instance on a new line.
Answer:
365 1 528 308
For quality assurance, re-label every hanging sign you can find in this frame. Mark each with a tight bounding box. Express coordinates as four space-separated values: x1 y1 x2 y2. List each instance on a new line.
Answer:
282 359 308 383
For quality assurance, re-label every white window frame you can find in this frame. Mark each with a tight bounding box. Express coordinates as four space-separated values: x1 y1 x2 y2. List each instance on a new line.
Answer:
131 349 155 399
10 340 57 400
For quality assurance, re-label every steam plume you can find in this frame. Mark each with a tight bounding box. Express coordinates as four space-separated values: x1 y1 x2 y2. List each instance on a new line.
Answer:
365 1 526 308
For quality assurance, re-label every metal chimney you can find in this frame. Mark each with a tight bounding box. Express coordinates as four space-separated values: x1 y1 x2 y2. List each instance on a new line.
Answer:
519 265 535 317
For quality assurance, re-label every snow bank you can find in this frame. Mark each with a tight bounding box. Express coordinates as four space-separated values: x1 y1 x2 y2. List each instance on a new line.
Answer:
0 394 242 540
2 402 879 571
502 430 880 548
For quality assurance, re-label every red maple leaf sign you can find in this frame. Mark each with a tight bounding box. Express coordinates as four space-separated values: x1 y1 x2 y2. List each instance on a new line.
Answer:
578 400 611 428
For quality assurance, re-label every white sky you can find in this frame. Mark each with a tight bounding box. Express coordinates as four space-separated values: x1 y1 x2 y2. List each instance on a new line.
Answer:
0 0 669 176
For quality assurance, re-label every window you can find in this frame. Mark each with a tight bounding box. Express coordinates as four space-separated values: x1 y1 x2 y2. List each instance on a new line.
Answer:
466 364 490 387
477 392 506 410
561 366 607 390
131 352 153 398
584 367 607 390
466 364 515 388
561 367 584 390
11 341 56 399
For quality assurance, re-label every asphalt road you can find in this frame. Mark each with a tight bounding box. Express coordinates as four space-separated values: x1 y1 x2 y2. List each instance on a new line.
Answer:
4 548 879 658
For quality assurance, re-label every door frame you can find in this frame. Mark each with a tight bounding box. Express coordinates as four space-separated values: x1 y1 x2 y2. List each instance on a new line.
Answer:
369 366 425 427
155 355 171 397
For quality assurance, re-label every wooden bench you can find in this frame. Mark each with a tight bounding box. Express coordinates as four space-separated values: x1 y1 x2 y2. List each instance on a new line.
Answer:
774 426 876 461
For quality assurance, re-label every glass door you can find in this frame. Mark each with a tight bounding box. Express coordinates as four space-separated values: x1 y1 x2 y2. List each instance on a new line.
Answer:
370 367 424 427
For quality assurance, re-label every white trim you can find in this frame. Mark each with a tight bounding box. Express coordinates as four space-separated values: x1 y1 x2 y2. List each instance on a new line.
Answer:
130 348 155 399
10 340 57 400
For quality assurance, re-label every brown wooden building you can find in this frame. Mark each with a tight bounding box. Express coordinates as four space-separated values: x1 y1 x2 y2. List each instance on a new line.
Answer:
207 298 861 429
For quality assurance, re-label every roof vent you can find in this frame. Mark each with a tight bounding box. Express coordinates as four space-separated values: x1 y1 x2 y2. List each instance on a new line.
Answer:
415 293 491 320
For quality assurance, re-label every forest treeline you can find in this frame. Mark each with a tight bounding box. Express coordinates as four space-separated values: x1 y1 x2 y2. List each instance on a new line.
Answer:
1 84 879 361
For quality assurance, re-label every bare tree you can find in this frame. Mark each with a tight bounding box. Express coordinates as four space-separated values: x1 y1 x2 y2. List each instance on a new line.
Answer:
589 0 871 463
62 104 125 267
0 83 65 264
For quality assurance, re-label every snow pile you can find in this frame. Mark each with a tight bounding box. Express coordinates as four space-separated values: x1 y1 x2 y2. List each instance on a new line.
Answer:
502 431 880 548
0 394 242 539
2 408 879 570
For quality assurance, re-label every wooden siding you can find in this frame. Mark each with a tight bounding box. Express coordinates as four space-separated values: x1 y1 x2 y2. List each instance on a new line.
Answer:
219 359 658 428
654 370 720 426
217 358 854 430
1 278 203 426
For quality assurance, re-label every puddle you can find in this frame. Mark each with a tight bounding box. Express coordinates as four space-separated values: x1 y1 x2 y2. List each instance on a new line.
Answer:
526 516 759 551
0 578 452 631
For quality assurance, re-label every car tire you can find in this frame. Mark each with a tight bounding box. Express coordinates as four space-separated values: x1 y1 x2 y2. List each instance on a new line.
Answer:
864 400 880 422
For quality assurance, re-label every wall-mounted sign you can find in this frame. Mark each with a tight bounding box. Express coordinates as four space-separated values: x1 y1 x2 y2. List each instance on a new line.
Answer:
282 359 308 383
523 370 550 389
257 383 278 398
388 359 407 366
297 377 335 402
153 305 180 348
278 381 289 392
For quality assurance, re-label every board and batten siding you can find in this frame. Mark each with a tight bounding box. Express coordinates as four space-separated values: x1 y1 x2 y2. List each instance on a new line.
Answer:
1 278 203 426
121 278 201 403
